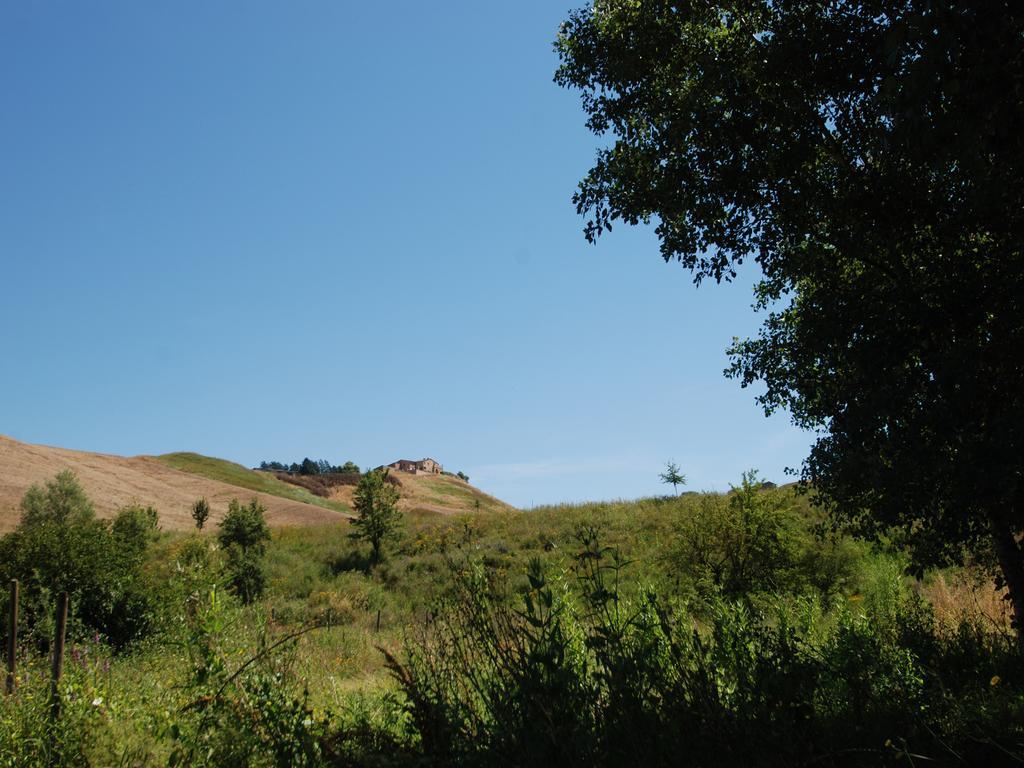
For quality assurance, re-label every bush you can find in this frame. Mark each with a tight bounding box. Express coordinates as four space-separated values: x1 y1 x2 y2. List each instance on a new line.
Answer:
383 531 1024 767
192 497 211 530
218 498 271 604
0 473 162 649
112 504 160 562
274 472 360 498
218 498 271 554
668 471 861 608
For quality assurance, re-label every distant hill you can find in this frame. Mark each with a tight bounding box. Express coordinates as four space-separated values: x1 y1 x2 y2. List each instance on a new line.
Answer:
0 436 514 532
0 436 347 532
152 452 348 515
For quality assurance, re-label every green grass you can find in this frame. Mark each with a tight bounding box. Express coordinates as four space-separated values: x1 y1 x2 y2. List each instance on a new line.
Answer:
153 452 350 514
5 479 1018 766
411 475 510 513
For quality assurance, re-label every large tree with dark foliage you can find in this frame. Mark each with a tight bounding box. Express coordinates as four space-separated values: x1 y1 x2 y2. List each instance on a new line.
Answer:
556 1 1024 635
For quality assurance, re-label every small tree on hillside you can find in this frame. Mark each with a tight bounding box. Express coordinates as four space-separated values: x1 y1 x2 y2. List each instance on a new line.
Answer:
350 469 402 563
660 461 686 496
191 497 210 530
218 498 271 603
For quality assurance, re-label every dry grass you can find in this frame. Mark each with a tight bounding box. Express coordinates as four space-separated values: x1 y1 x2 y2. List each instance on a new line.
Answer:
328 471 515 516
0 435 347 531
920 568 1014 635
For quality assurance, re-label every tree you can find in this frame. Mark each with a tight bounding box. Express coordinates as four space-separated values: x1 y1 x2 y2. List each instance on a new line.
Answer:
671 471 805 601
112 504 160 563
19 469 94 527
0 474 160 648
218 498 271 603
191 497 210 530
218 498 270 554
349 469 402 563
556 3 1024 636
659 461 686 496
340 461 361 475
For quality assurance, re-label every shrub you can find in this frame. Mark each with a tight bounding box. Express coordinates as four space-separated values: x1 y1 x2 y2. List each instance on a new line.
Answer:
384 531 1024 767
112 504 160 563
0 473 161 649
667 471 861 608
192 497 211 530
218 498 271 554
218 498 271 604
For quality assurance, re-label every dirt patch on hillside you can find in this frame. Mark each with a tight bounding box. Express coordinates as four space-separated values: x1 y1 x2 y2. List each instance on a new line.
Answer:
0 435 348 532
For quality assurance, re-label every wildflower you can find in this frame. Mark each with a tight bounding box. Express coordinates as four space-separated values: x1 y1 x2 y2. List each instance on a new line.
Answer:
990 675 1001 686
92 697 103 707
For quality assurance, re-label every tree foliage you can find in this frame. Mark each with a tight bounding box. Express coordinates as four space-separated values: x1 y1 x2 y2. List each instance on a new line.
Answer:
191 497 210 530
217 498 271 603
0 472 161 648
350 469 402 563
259 457 360 475
556 1 1024 633
659 461 686 495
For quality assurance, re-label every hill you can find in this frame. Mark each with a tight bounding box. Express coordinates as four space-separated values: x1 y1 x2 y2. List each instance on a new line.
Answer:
152 452 349 515
326 470 515 515
0 435 347 532
0 436 514 532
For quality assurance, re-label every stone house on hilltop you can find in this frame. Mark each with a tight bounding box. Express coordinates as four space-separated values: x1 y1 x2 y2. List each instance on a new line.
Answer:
380 458 442 475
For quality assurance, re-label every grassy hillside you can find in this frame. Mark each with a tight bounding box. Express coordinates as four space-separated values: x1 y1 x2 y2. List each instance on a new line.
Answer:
404 473 513 513
0 436 343 530
325 470 514 516
2 475 1018 766
152 452 350 515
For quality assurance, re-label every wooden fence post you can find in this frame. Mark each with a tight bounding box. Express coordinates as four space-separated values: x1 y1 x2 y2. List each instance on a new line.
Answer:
49 592 68 719
4 579 16 695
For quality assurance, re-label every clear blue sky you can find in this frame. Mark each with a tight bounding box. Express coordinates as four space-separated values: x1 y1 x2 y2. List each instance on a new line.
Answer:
0 2 811 508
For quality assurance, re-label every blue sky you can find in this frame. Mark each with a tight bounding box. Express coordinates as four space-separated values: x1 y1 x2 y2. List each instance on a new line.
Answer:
0 2 811 507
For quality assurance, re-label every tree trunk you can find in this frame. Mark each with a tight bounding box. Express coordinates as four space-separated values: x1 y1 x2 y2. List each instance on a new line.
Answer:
990 516 1024 645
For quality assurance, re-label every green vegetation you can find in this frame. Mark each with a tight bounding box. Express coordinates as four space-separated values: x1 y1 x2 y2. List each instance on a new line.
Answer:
191 497 210 530
218 499 272 604
259 458 360 475
1 472 1020 765
349 470 402 564
410 476 503 514
556 2 1024 635
0 472 162 650
154 452 349 514
659 460 686 495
